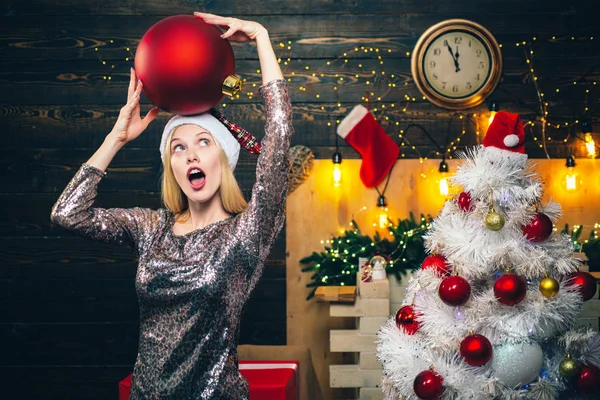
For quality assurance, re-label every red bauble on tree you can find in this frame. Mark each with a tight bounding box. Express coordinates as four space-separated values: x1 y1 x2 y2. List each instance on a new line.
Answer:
457 191 475 212
575 364 600 392
570 271 597 301
395 305 420 335
422 254 450 277
459 333 493 366
413 368 444 399
494 273 527 305
521 212 553 242
134 15 242 115
438 275 471 306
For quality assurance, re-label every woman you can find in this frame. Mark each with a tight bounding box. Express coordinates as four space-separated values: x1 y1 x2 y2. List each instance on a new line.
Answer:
51 12 293 399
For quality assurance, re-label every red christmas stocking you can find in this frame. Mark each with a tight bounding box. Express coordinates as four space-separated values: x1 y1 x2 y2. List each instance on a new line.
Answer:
337 105 400 187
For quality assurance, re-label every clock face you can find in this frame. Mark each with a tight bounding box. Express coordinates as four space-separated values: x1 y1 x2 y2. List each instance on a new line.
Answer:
422 30 492 100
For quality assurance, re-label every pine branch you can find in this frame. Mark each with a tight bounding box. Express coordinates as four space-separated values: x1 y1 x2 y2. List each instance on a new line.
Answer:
300 214 432 300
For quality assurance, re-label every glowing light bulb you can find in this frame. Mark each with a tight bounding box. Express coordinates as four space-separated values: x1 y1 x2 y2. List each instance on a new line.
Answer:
332 151 342 187
565 172 577 191
377 207 389 229
375 195 390 229
333 164 342 187
563 156 580 192
438 160 450 196
488 101 499 128
439 177 449 196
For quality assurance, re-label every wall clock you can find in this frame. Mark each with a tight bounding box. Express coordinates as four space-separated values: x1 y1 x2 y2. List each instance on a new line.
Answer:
411 19 502 110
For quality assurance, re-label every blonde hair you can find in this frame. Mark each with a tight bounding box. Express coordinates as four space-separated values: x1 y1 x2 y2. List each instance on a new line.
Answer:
161 126 247 222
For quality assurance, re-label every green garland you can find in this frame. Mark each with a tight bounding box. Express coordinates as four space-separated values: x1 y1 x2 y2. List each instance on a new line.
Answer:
300 212 432 300
561 223 600 271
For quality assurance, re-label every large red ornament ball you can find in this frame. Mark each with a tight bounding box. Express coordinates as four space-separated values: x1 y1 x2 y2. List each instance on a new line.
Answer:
521 212 553 242
422 254 450 277
494 273 527 305
459 333 493 366
575 364 600 392
413 369 444 399
570 271 598 301
395 305 420 335
438 275 471 306
134 15 240 115
458 191 474 212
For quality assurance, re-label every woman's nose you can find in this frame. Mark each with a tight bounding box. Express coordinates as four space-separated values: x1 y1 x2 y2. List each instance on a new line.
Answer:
186 151 199 163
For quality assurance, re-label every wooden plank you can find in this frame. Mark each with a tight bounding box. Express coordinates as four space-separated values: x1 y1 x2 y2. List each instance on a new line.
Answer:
0 0 578 17
315 285 357 302
0 103 463 149
1 12 596 61
0 139 590 196
1 102 597 158
0 273 285 323
0 278 139 323
0 193 161 237
0 148 260 193
2 58 599 106
0 366 134 400
0 237 138 279
0 322 139 365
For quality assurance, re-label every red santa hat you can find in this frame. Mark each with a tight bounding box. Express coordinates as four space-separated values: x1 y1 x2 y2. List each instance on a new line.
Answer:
482 111 525 153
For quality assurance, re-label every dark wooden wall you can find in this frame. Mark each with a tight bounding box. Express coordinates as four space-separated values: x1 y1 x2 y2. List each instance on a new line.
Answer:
1 1 598 398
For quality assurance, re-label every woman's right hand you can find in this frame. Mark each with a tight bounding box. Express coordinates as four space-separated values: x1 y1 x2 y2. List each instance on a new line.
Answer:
108 68 159 144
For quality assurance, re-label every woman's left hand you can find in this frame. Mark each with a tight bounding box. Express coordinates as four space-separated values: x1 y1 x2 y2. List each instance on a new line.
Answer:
193 12 267 42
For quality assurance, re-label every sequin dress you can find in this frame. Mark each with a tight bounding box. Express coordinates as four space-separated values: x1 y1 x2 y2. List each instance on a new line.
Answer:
50 79 293 399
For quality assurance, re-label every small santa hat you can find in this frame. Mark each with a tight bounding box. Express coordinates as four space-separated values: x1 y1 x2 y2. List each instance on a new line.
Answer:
482 111 525 153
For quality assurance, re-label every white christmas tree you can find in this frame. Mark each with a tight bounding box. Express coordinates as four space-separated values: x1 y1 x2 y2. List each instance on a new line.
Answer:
377 112 600 400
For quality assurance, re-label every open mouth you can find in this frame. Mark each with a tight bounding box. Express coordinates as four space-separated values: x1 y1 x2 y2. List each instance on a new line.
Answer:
187 167 206 189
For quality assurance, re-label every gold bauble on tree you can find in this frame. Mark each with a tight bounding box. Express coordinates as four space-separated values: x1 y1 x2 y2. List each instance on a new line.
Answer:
559 354 579 377
539 275 560 298
485 207 505 231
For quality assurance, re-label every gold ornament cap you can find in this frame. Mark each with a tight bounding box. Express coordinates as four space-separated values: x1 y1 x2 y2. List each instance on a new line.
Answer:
222 75 243 97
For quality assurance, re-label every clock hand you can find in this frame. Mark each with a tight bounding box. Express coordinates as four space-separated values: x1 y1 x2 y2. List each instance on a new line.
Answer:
455 46 460 72
446 43 460 72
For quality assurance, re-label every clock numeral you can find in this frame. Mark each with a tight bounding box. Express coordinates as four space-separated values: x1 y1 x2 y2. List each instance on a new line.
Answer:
432 73 439 80
468 40 472 48
452 85 459 93
433 48 441 56
430 60 436 68
441 81 447 89
466 82 472 90
476 49 482 57
454 36 462 44
476 73 480 81
443 40 449 47
478 61 485 69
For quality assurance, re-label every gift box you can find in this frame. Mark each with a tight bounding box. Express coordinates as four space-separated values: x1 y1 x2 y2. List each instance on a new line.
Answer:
118 374 131 400
119 360 298 400
239 360 299 400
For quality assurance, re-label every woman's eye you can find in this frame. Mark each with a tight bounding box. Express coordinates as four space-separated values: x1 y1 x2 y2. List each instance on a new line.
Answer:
200 138 210 146
173 144 185 152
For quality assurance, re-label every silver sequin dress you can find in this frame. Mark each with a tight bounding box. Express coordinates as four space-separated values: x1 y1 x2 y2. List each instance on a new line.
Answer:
50 79 293 399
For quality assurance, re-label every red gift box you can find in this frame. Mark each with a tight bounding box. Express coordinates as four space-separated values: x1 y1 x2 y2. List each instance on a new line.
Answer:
119 360 298 400
239 360 298 400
